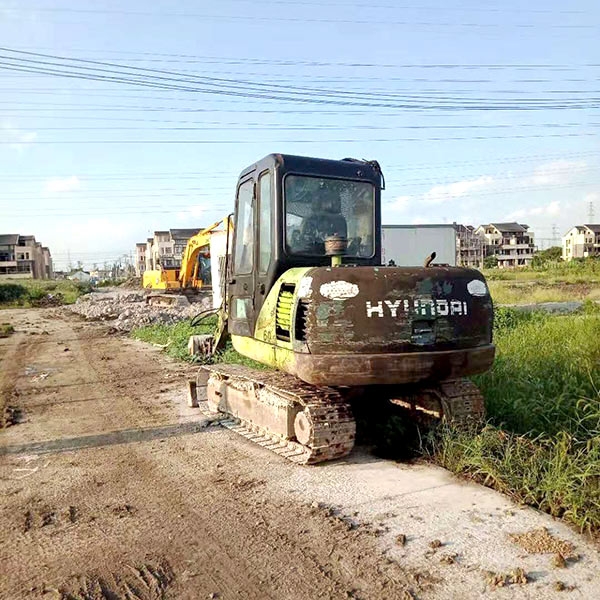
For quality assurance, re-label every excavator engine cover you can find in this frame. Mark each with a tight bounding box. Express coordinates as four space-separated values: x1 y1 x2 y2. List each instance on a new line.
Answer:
283 265 494 386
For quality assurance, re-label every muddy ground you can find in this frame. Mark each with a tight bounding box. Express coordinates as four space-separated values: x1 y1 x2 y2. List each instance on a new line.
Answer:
1 308 599 600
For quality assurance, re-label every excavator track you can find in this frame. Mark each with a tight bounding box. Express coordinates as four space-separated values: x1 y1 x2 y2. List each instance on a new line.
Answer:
436 378 485 424
202 364 356 464
391 378 485 426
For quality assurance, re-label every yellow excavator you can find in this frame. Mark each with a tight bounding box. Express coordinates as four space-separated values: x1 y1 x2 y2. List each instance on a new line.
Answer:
189 154 495 464
143 219 232 305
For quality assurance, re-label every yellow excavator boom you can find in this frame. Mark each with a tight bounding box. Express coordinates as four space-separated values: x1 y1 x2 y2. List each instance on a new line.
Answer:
178 217 233 289
143 216 233 295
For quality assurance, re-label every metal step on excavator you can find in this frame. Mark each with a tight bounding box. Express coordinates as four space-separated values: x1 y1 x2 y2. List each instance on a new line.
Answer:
188 154 495 464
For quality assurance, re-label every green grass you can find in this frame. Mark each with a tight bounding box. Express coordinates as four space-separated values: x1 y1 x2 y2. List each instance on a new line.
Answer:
0 322 14 337
482 257 600 284
482 259 600 304
488 280 600 305
0 279 91 307
130 318 265 368
433 308 600 533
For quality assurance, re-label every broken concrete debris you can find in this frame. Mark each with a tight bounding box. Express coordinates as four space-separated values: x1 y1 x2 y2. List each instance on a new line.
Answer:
69 290 210 332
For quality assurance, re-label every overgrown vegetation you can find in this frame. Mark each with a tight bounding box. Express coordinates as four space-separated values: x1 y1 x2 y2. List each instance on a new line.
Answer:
0 279 92 307
0 322 14 337
482 256 600 284
130 318 265 368
483 258 600 305
433 308 600 534
488 281 600 305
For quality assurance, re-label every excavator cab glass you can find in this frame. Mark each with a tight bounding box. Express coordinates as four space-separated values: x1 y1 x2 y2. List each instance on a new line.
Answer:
284 176 375 258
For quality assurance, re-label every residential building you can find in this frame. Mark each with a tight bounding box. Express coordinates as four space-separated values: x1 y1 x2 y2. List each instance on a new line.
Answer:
137 227 202 272
0 233 53 279
455 224 484 268
135 243 147 276
170 229 203 267
475 222 536 268
562 225 600 261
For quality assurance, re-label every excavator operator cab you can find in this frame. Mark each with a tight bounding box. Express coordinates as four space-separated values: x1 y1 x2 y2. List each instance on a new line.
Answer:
228 153 384 337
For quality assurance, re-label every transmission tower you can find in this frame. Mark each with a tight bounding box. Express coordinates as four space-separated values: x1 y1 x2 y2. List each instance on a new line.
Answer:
589 201 595 223
551 224 559 246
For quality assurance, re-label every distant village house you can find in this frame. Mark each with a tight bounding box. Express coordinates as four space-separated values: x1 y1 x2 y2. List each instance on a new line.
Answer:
562 225 600 261
0 234 53 279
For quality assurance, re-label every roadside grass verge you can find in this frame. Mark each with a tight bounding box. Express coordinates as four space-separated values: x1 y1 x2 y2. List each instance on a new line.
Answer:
0 279 91 308
488 280 600 305
482 258 600 285
433 308 600 534
130 318 265 368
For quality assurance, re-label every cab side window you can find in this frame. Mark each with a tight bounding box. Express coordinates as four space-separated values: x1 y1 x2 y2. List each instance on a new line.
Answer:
234 179 254 275
258 171 272 273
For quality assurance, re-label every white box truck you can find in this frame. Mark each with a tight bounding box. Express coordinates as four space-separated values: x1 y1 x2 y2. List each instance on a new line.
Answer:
382 224 457 267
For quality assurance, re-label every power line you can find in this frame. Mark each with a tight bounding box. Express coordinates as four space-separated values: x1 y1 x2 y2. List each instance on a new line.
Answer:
0 150 597 181
3 163 595 192
2 6 596 29
14 47 599 69
5 181 599 215
2 48 599 111
1 133 596 144
3 1 590 16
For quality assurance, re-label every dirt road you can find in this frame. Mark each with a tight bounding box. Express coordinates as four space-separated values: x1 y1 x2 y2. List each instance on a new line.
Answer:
1 308 599 599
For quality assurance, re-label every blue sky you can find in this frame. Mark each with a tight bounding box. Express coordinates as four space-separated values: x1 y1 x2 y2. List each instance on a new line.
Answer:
1 0 599 269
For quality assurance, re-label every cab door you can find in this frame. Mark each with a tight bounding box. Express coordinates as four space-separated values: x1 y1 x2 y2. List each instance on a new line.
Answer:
229 176 256 337
253 169 273 320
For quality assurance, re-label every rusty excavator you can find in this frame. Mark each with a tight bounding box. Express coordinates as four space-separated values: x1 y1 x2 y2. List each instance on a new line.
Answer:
189 154 495 464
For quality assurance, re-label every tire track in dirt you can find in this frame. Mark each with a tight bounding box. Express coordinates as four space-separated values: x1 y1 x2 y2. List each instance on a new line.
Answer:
0 309 421 600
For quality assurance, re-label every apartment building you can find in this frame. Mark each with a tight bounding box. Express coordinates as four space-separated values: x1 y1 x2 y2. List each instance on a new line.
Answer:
135 243 147 277
475 222 536 268
135 227 202 273
455 224 484 268
0 233 53 279
562 224 600 261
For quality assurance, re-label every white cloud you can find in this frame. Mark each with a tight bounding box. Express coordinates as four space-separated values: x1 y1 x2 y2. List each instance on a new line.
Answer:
0 121 37 152
507 201 561 220
391 195 411 211
423 175 494 204
177 205 205 221
527 160 587 186
44 176 81 194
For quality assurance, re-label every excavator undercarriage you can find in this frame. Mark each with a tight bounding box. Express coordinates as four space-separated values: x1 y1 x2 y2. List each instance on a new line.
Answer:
199 363 484 465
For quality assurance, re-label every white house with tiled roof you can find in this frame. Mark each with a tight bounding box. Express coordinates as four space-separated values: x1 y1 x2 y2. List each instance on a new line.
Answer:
474 222 536 268
562 225 600 261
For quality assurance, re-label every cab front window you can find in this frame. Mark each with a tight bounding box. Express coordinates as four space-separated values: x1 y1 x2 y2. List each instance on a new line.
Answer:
284 175 375 257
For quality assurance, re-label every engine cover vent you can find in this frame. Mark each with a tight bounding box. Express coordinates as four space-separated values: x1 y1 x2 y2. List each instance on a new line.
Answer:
276 283 295 342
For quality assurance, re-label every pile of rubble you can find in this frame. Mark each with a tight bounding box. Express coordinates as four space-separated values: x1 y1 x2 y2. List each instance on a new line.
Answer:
69 290 211 332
